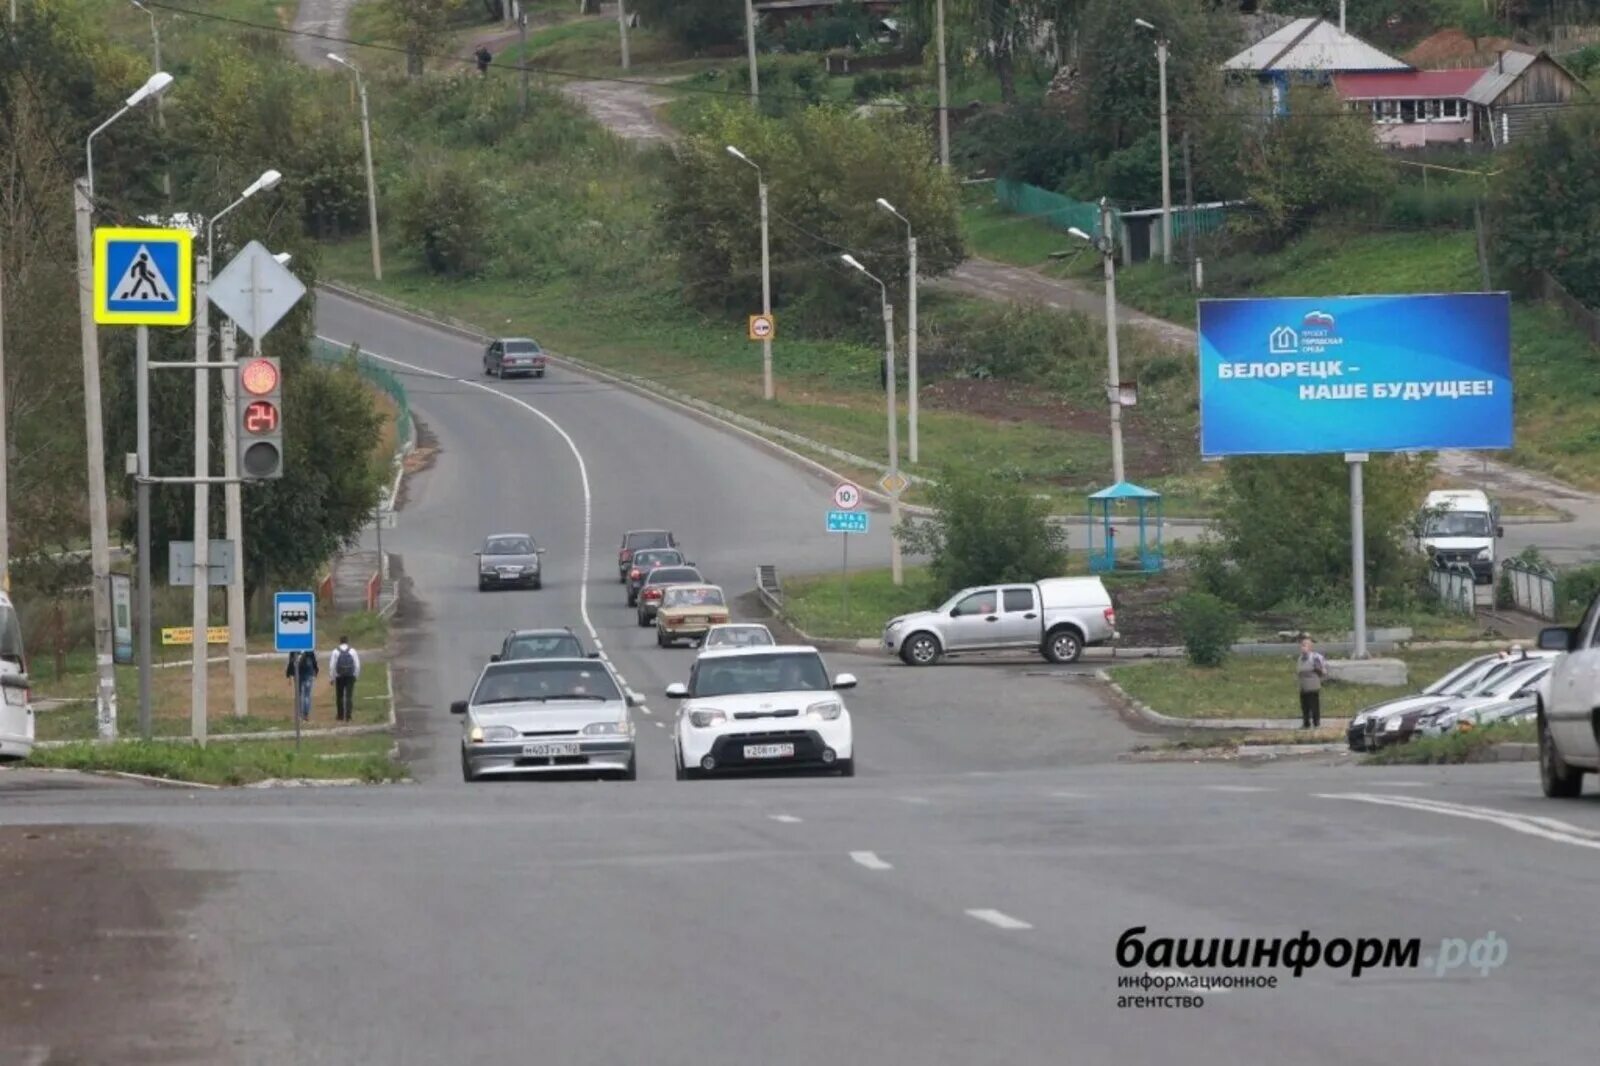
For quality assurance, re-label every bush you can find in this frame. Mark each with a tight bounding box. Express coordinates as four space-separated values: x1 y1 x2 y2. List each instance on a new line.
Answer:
1384 182 1478 230
896 464 1066 597
1175 591 1240 667
1556 563 1600 624
391 155 492 277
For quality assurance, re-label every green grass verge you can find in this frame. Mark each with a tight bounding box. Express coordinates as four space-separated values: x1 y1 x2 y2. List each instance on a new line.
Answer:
781 565 941 639
1107 647 1477 722
25 735 405 786
1365 719 1536 764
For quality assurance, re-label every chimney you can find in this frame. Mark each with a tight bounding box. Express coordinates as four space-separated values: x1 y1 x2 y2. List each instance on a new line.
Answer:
1497 49 1505 73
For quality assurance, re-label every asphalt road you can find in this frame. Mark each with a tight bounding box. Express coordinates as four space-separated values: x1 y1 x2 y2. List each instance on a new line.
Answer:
5 292 1599 1063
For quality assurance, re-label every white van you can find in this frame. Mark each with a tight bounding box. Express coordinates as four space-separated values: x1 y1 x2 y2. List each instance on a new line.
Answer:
1420 489 1501 585
0 591 33 760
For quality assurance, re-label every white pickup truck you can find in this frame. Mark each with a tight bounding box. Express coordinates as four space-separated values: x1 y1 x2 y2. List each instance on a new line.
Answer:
881 576 1117 666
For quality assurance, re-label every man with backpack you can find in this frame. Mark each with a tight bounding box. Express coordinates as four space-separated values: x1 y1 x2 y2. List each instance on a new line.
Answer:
330 636 362 722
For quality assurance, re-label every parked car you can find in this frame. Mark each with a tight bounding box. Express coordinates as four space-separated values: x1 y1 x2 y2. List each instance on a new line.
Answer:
1414 658 1551 738
655 584 731 647
453 657 637 782
1533 607 1600 797
667 645 856 778
702 623 775 650
625 548 688 607
882 577 1116 666
476 533 544 591
483 337 547 378
636 565 703 626
0 591 33 761
1348 653 1504 751
1371 655 1552 749
492 627 596 662
617 529 678 582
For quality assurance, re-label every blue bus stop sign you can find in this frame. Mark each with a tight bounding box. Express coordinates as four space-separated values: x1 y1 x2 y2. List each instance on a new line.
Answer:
274 591 316 653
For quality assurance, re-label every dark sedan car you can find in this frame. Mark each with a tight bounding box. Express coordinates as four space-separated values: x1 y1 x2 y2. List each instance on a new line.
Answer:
626 548 688 606
477 533 544 591
492 627 598 662
484 337 547 378
636 565 703 627
617 529 677 582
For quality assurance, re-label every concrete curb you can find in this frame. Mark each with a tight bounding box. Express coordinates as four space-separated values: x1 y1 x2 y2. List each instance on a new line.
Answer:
1237 743 1349 757
1486 742 1537 762
1095 670 1352 731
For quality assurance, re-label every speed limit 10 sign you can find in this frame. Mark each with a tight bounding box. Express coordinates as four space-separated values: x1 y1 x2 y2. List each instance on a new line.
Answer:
832 482 861 510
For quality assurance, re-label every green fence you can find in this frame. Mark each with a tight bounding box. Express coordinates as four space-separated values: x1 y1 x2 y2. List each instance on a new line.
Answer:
994 179 1124 241
310 338 413 457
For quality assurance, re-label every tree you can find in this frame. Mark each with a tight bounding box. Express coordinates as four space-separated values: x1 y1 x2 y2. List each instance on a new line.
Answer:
898 464 1067 596
376 0 457 77
1208 454 1433 611
631 0 743 50
392 152 492 276
1491 107 1600 306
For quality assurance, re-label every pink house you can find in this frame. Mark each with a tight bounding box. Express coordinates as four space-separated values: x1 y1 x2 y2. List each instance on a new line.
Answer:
1332 68 1483 147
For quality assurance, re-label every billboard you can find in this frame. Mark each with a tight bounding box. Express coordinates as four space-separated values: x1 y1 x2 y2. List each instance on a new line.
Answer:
1197 293 1512 457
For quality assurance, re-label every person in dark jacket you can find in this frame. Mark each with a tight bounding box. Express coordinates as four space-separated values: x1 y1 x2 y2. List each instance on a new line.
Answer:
286 649 319 722
475 45 492 75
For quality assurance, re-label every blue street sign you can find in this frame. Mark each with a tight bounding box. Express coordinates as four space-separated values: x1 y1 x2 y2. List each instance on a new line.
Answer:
94 226 193 326
827 510 869 534
274 591 316 653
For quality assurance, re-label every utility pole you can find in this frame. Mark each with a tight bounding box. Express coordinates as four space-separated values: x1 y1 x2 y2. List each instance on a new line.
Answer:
744 0 759 105
1182 128 1196 289
0 233 8 592
221 318 248 718
882 297 903 587
876 198 918 463
132 1 172 201
935 0 950 169
1098 198 1125 485
135 325 152 739
1156 35 1172 266
617 0 630 70
191 252 210 746
1473 199 1492 291
74 179 118 740
356 76 382 281
518 12 530 113
757 178 773 401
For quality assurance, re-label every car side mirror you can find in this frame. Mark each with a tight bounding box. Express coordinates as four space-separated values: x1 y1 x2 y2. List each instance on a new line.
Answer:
665 682 688 699
626 691 641 707
489 653 500 663
1538 626 1575 652
588 651 601 659
949 608 960 617
450 700 468 715
1496 526 1505 538
833 673 857 690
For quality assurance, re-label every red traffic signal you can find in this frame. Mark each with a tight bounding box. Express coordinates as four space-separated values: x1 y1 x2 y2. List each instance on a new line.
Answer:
241 358 279 396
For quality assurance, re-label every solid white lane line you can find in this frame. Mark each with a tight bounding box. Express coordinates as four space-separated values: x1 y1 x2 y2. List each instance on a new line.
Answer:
966 909 1032 931
850 851 892 871
769 814 803 824
1317 793 1600 850
1204 785 1274 793
319 339 619 673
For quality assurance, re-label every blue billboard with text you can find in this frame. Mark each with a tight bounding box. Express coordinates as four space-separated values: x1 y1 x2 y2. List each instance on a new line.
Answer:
1197 293 1512 456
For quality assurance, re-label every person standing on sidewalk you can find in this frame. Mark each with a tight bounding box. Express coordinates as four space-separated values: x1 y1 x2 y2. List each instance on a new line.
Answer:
286 649 318 722
1296 635 1328 729
330 636 362 723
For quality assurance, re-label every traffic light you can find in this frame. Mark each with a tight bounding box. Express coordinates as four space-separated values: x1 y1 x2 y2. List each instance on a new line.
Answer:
236 354 284 480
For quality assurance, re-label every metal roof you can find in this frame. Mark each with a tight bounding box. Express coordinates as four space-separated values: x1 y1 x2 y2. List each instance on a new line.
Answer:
1223 17 1410 73
1089 481 1161 500
1463 50 1536 105
1333 68 1487 100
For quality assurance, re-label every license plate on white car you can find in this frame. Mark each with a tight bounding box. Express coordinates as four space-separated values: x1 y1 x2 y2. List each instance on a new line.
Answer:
743 743 794 759
524 742 580 757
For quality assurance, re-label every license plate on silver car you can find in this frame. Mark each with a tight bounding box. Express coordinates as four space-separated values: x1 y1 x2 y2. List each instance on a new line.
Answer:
524 742 580 757
743 743 794 759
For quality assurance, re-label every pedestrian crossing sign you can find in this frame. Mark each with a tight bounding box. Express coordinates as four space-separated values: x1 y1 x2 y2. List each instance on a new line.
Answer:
94 226 192 326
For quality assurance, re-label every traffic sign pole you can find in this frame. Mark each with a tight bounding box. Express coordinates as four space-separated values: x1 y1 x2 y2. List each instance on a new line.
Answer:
841 531 849 628
221 318 248 719
192 251 209 747
136 324 153 741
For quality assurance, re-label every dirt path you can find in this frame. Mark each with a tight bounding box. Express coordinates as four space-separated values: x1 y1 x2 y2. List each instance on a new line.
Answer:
289 0 359 68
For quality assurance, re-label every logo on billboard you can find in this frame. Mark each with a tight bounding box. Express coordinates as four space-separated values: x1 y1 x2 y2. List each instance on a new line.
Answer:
1269 326 1298 354
1303 310 1336 331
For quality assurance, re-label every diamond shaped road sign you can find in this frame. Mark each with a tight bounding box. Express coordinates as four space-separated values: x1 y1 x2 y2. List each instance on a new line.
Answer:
208 240 307 341
878 470 910 497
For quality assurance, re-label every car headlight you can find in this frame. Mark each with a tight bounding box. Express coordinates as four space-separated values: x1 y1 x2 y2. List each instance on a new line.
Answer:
885 619 903 632
806 699 842 720
479 724 518 742
1384 717 1403 732
689 709 727 728
582 721 631 736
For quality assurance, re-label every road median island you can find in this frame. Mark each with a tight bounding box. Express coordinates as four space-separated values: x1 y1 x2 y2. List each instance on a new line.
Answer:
1364 722 1537 765
23 735 406 787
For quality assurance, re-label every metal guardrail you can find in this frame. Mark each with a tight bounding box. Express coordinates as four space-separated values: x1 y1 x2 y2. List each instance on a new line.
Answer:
756 565 783 614
311 338 413 457
1429 562 1477 616
1502 557 1557 620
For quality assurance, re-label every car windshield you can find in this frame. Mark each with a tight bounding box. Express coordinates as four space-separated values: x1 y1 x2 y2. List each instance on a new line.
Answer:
0 604 22 669
471 661 619 704
626 532 672 550
504 634 583 660
504 341 540 353
664 587 724 608
1427 657 1494 695
486 536 534 555
707 627 772 647
1424 512 1491 537
633 550 683 569
646 568 698 586
693 652 830 697
1477 662 1546 697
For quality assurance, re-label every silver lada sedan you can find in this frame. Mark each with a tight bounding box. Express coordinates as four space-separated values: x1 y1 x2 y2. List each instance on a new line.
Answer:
454 658 637 782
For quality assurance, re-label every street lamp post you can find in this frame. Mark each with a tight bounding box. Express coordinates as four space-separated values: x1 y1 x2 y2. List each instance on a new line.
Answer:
744 0 759 105
1135 18 1172 266
840 254 903 587
726 145 774 401
875 197 918 464
934 0 950 168
196 169 281 740
1069 205 1126 485
328 54 382 282
128 0 171 200
79 70 174 742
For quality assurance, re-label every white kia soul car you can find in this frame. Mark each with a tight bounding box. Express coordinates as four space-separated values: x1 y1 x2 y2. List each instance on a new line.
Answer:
667 645 856 779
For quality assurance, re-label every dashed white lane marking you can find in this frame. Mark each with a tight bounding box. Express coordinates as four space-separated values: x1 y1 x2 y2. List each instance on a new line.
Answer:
1204 785 1274 793
850 851 892 870
896 796 931 805
769 814 803 824
1317 793 1600 850
1381 781 1430 788
654 721 666 729
638 705 652 715
1050 791 1091 799
966 908 1032 931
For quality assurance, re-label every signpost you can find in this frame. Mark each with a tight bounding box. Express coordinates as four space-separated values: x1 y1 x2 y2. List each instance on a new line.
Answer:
208 241 307 340
160 626 230 646
747 313 775 342
93 226 192 326
827 483 866 624
1197 292 1513 657
274 592 316 652
167 539 234 586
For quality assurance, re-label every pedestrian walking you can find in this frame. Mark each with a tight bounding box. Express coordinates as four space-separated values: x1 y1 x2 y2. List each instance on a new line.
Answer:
286 648 319 722
475 45 492 75
1296 635 1327 729
330 635 362 722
